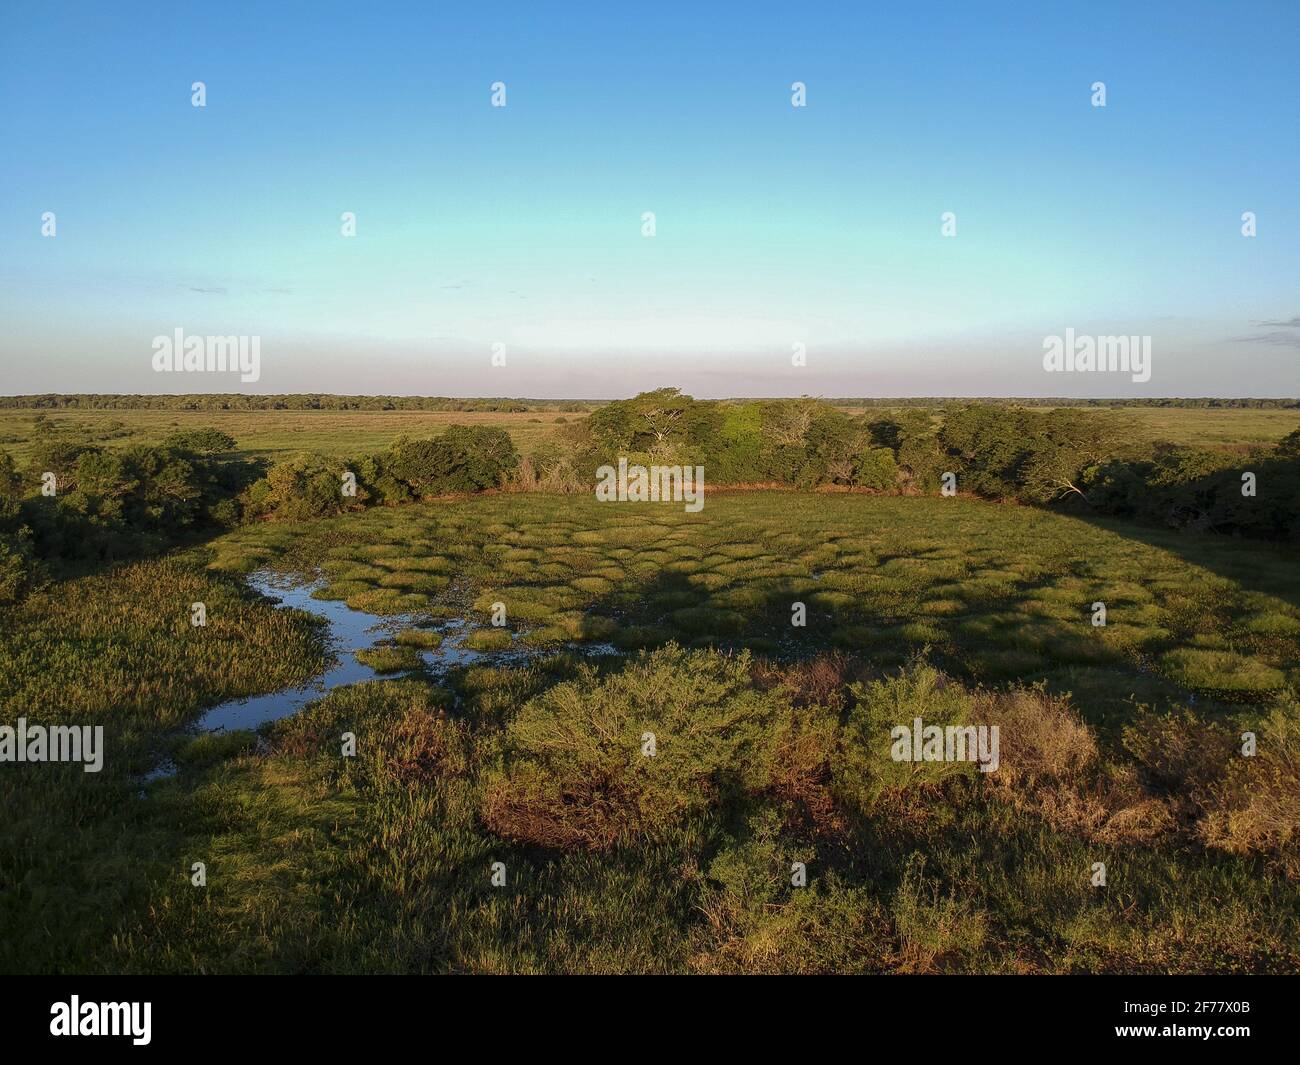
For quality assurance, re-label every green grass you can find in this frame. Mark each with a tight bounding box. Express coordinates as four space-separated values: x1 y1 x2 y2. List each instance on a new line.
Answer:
1119 406 1300 449
463 628 514 651
209 493 1300 729
834 404 1300 451
0 408 578 464
3 492 1299 974
355 644 426 673
395 627 443 649
4 404 1297 470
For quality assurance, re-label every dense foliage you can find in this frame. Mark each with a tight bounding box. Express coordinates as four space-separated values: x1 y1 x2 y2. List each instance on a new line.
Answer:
558 389 1300 540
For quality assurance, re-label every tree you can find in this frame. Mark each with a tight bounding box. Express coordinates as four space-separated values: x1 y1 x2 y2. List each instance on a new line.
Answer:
162 428 237 454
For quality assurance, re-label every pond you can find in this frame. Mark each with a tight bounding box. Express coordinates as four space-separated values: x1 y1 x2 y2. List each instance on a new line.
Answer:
193 570 618 734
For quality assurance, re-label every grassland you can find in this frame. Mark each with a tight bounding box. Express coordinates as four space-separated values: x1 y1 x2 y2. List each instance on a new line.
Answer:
3 404 1298 468
208 494 1300 723
3 492 1298 974
1106 407 1300 449
0 408 581 464
833 405 1300 450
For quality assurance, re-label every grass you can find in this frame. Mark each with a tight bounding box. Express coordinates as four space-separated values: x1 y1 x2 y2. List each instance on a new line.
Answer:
834 404 1300 450
1117 407 1300 449
209 493 1300 730
3 491 1299 974
355 644 426 673
0 408 578 464
3 404 1297 469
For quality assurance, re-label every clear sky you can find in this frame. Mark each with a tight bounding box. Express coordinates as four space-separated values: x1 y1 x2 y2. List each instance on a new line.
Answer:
2 0 1297 398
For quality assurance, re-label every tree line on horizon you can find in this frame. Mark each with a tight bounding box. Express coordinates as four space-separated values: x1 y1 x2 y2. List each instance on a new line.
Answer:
1 393 1297 412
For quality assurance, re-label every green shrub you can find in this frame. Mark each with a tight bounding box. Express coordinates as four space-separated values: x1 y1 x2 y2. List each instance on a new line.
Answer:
853 447 898 490
481 645 789 849
834 659 978 812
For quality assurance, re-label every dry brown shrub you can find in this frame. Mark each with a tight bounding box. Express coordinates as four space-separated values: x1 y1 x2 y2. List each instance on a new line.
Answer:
977 686 1098 788
768 707 843 836
980 686 1175 845
753 651 868 710
386 708 470 783
1197 749 1300 877
480 765 631 850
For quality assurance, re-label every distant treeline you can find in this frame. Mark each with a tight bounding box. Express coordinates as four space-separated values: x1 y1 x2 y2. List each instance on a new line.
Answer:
2 394 1297 412
827 397 1300 409
0 394 595 412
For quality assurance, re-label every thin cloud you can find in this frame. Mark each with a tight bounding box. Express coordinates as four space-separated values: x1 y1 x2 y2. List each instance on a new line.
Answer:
1232 330 1300 348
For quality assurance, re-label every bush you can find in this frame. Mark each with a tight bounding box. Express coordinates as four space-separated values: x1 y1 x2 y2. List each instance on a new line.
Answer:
0 532 36 604
161 428 237 454
481 645 789 849
387 426 518 496
833 660 978 812
852 447 897 490
247 455 364 521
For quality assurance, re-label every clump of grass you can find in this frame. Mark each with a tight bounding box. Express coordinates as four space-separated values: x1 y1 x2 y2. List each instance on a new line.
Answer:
1197 704 1300 876
1160 648 1287 697
172 729 257 770
356 644 425 673
891 853 989 973
464 628 513 651
345 588 413 615
551 611 617 641
395 628 443 649
378 572 449 594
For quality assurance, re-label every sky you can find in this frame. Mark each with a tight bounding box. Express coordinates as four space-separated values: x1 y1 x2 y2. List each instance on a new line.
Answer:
1 0 1297 399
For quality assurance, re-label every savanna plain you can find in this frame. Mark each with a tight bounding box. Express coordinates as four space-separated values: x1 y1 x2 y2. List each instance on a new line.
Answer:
1 400 1298 974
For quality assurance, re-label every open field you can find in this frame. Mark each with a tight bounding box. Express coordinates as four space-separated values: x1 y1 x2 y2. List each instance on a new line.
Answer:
4 493 1298 974
3 405 1298 468
0 407 582 464
1112 407 1300 449
833 405 1300 450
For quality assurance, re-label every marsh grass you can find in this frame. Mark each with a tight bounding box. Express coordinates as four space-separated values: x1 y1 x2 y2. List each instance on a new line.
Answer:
355 644 426 673
4 493 1299 973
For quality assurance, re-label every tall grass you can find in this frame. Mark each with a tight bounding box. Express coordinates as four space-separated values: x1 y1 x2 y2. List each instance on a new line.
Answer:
4 493 1298 973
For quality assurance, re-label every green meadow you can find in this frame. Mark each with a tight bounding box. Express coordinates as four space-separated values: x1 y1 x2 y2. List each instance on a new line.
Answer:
3 491 1298 973
3 403 1298 468
0 408 579 464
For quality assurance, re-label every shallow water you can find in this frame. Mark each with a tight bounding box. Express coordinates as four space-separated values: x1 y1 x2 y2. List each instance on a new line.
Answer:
192 570 616 734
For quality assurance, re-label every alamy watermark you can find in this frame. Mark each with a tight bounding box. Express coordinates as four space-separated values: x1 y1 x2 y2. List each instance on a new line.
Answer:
50 997 150 1045
891 717 1000 773
1042 328 1150 383
595 458 704 513
151 328 261 383
1 718 104 772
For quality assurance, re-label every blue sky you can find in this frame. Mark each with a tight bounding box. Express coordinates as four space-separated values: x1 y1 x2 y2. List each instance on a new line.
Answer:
2 0 1297 397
